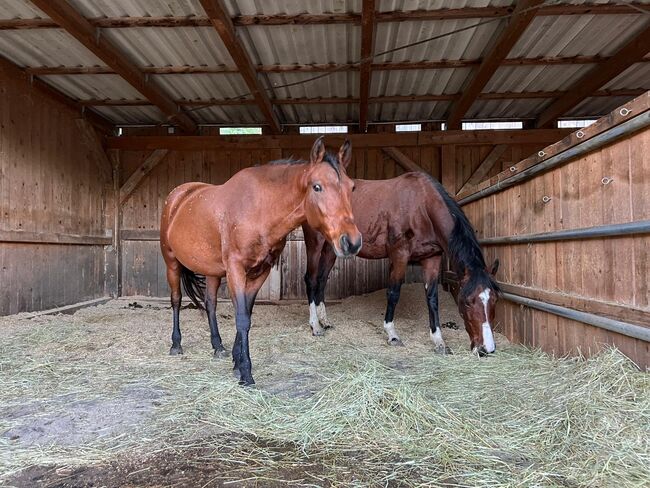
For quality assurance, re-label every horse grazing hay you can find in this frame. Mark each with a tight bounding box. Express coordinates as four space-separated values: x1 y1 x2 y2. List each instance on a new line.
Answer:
1 284 648 487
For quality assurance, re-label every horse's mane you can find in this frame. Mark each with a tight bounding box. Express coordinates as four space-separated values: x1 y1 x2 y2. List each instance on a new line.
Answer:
269 152 341 178
426 175 500 297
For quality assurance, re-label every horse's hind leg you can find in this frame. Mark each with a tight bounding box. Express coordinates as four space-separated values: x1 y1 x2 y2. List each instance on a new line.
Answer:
205 276 227 359
421 256 451 355
166 262 184 355
384 252 408 346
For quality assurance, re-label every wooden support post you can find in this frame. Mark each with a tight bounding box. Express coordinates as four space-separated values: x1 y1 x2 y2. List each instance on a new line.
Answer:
359 0 376 133
457 144 508 194
382 146 423 172
441 145 457 195
107 150 122 297
119 149 170 204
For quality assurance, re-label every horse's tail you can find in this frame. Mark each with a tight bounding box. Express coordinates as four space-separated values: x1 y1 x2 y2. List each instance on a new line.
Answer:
180 265 206 310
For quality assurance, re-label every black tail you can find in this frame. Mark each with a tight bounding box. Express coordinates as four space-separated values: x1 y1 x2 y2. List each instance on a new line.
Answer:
180 266 206 310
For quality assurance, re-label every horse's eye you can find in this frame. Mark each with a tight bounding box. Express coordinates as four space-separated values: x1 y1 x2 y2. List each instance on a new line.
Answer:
352 185 356 192
313 184 322 192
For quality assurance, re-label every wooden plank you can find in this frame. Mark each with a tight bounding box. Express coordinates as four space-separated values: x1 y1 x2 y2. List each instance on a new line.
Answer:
536 24 650 128
382 146 424 173
458 144 508 194
75 119 113 182
198 0 282 134
0 230 112 245
446 0 545 129
29 0 196 133
119 149 170 204
359 0 376 132
441 145 457 194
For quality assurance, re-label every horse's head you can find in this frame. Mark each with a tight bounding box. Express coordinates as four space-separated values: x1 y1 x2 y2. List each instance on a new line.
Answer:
303 137 362 258
457 259 500 356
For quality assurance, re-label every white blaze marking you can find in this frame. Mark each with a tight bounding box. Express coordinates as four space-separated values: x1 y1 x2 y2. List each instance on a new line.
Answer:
430 327 445 348
383 321 401 342
478 288 495 353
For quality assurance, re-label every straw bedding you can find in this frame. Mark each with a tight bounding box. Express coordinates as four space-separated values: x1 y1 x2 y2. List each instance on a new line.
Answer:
0 284 648 487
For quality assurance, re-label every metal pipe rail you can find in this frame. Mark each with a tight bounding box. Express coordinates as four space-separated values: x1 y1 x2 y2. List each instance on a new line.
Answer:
502 293 650 343
458 110 650 205
479 220 650 245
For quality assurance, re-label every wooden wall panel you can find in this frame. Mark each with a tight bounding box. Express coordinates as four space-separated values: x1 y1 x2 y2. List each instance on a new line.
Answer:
0 64 110 315
464 127 650 369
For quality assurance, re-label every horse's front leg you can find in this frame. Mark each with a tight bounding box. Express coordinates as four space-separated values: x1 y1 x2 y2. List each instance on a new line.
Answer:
421 256 451 355
384 252 408 346
314 244 337 329
227 265 269 386
303 224 328 336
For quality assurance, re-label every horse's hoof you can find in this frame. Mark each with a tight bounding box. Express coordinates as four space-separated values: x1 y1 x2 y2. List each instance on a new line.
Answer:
239 377 256 387
311 327 325 337
213 348 229 359
320 322 335 330
169 346 183 355
388 337 404 347
435 345 453 355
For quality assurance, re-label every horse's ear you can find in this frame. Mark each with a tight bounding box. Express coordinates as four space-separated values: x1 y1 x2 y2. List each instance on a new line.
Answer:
338 139 352 169
490 258 500 277
310 136 326 164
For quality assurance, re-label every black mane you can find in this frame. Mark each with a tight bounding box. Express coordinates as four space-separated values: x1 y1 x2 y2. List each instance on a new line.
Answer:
270 152 340 178
427 176 500 297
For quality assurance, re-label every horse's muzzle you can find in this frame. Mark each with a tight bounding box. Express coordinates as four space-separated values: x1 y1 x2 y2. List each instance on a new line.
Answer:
339 234 362 257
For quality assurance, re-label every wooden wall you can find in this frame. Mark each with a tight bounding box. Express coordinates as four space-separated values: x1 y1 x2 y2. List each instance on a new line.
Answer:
0 63 111 315
116 131 552 301
462 126 650 369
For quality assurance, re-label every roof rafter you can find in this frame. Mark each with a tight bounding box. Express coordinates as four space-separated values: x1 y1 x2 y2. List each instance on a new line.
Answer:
28 0 197 133
446 0 545 129
535 23 650 128
359 0 376 133
198 0 282 134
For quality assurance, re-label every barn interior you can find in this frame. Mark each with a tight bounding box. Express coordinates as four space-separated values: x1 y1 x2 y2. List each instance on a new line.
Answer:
1 1 649 486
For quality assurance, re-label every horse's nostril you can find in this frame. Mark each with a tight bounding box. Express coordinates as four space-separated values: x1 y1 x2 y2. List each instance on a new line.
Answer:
339 234 350 254
478 346 488 357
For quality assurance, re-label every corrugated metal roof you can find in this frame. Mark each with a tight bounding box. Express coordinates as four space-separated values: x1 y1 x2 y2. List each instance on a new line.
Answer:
568 95 637 117
102 27 235 68
0 30 106 67
0 0 646 126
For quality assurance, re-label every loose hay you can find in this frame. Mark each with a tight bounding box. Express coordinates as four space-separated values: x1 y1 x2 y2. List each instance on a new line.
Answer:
0 284 648 487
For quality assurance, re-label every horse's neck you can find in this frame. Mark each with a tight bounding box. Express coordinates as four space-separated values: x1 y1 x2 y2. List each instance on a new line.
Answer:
263 165 307 241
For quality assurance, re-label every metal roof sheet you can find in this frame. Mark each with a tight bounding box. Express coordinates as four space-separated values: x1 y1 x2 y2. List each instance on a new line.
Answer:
372 68 473 96
93 105 165 124
39 74 145 100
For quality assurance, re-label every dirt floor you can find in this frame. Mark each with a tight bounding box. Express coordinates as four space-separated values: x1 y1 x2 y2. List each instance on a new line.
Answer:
0 284 648 487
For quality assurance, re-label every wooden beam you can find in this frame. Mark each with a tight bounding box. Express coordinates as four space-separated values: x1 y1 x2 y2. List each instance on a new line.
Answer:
535 24 650 128
2 5 646 30
446 0 544 129
107 129 571 151
29 0 197 133
199 0 282 134
65 89 647 109
359 0 377 133
441 145 458 194
458 144 508 194
119 149 170 204
0 230 112 245
382 147 423 172
75 119 114 182
456 92 650 202
0 55 113 134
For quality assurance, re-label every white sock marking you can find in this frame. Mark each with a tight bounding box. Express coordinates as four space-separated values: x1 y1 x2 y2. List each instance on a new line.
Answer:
430 327 445 348
309 302 323 333
316 302 329 325
383 321 401 342
478 288 496 353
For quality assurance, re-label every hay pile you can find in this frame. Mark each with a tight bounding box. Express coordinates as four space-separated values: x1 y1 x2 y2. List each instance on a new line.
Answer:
0 284 648 487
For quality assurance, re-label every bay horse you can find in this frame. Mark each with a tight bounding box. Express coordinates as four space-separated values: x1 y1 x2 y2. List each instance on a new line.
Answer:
160 137 362 386
303 172 500 356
